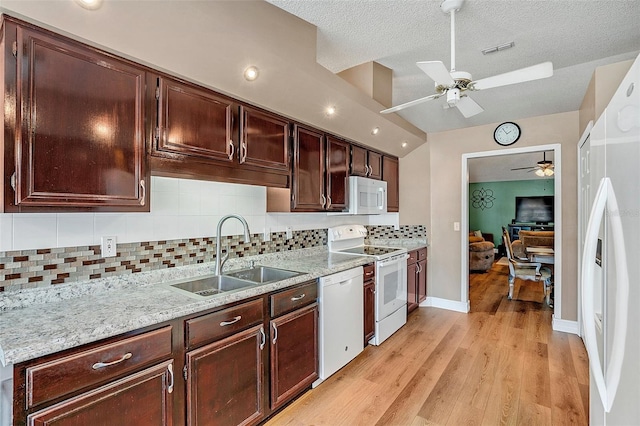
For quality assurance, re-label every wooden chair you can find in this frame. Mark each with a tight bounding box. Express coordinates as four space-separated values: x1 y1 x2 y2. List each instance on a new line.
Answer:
501 227 553 304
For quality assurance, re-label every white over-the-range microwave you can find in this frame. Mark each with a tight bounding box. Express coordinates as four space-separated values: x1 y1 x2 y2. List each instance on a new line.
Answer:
346 176 387 215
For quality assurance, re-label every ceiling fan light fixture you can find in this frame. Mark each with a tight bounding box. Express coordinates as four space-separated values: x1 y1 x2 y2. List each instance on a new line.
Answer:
535 168 545 177
544 168 555 176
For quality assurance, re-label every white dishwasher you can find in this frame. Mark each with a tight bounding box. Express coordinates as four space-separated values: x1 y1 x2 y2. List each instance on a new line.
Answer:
313 266 364 388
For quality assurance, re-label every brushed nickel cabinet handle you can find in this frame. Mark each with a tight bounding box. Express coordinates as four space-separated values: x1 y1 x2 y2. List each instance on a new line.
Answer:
321 194 327 208
327 196 332 209
220 315 241 326
167 363 174 394
228 140 235 161
10 172 16 192
92 352 132 370
139 179 146 206
290 293 306 302
259 326 266 350
240 141 247 163
272 322 278 344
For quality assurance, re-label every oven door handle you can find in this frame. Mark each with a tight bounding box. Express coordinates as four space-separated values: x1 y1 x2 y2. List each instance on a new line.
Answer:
377 254 408 267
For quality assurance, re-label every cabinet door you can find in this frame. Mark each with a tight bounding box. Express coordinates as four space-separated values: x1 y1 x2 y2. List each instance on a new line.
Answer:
383 156 399 212
156 75 235 163
240 106 290 171
28 361 173 426
417 259 427 303
407 262 418 313
292 125 325 211
325 136 350 211
350 145 368 177
270 303 319 410
186 325 266 426
368 151 383 180
364 281 375 345
13 25 147 210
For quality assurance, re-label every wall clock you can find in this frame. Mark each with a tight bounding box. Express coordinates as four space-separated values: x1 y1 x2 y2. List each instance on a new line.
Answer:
494 122 521 146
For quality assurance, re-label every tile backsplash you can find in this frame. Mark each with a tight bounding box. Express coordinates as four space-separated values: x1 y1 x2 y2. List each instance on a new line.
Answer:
0 176 421 292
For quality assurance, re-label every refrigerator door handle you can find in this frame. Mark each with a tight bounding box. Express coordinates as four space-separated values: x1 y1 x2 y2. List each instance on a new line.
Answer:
581 177 630 412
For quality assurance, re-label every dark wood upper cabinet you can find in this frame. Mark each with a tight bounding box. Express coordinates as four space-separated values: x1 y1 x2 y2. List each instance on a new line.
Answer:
350 145 383 180
150 74 290 188
350 145 369 177
155 75 235 163
3 19 148 211
383 155 399 212
292 124 325 211
368 151 383 180
240 106 290 171
289 127 350 212
325 136 350 211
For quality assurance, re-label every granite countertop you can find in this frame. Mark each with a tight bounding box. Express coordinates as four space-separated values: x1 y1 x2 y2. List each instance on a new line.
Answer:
0 247 372 366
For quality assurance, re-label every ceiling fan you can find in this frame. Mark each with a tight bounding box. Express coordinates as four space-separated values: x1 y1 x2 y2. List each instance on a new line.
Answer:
511 152 555 176
380 0 553 118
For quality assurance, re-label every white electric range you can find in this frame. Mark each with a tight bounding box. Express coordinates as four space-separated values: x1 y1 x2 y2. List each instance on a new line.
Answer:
328 225 408 345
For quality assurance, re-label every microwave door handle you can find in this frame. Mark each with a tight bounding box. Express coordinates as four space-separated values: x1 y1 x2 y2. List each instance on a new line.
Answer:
378 187 384 210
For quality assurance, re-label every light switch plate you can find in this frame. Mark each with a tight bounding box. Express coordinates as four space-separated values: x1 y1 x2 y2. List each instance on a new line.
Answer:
454 222 460 231
101 236 117 257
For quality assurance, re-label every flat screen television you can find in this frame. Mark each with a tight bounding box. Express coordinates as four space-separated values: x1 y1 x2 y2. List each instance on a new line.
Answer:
515 196 554 224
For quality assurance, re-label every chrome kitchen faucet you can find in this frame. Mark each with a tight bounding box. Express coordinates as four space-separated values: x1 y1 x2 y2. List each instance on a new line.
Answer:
215 215 251 275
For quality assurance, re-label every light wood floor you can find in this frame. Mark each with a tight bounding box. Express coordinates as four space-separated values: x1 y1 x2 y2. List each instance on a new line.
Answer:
265 262 590 425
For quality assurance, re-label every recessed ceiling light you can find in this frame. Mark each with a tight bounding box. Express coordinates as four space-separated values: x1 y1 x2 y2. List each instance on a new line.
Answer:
401 141 408 148
325 106 336 116
371 127 380 135
243 66 259 81
74 0 103 10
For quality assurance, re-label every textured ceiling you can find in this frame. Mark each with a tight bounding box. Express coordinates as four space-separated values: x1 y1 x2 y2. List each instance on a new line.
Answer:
267 0 640 134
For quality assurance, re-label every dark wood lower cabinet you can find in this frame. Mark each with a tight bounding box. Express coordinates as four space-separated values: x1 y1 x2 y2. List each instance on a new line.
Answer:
269 303 319 410
407 261 418 313
15 286 321 425
27 361 173 426
363 262 376 345
407 248 427 313
185 324 265 426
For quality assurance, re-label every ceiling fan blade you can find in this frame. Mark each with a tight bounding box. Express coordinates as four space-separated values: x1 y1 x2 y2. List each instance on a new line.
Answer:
380 93 442 114
455 96 484 118
470 62 553 91
416 61 455 86
511 166 536 171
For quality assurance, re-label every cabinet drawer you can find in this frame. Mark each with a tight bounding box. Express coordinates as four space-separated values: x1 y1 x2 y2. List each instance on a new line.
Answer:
186 299 264 349
270 281 317 317
417 248 427 261
363 263 375 282
26 326 172 409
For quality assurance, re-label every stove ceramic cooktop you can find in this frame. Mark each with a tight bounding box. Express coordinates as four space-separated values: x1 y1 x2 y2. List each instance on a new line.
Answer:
338 245 404 257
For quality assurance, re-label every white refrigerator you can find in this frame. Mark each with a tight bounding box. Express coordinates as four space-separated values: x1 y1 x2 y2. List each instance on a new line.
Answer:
579 53 640 425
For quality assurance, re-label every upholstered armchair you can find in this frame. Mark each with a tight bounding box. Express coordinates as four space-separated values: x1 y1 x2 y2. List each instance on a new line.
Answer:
469 231 495 272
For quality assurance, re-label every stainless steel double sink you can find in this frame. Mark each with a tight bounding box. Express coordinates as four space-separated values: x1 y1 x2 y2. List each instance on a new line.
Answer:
167 266 303 298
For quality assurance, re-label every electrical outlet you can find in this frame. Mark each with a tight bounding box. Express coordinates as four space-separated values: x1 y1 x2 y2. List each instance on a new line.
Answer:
286 226 293 239
101 236 117 257
263 227 271 242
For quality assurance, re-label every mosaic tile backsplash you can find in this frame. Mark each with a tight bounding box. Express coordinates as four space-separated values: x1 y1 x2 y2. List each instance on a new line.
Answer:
0 225 426 292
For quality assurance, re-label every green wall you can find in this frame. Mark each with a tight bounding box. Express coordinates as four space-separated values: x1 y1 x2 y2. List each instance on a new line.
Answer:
469 179 554 244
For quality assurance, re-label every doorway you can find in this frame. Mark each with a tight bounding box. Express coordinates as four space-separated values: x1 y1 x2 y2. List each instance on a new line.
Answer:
461 144 562 320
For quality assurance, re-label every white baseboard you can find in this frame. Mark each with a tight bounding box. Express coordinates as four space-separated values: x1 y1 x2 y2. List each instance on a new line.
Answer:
552 316 580 335
422 297 470 313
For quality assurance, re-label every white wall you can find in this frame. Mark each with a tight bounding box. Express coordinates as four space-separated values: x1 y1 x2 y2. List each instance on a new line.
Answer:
0 176 399 252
